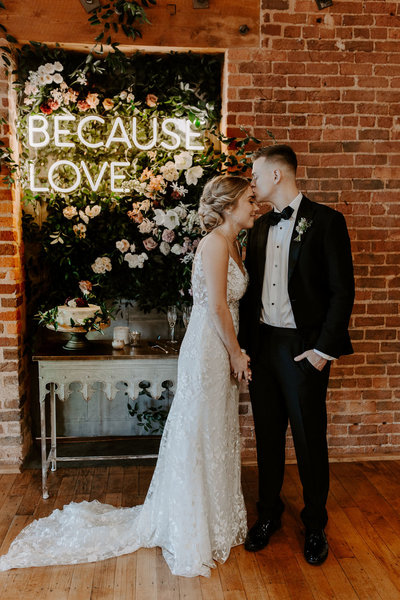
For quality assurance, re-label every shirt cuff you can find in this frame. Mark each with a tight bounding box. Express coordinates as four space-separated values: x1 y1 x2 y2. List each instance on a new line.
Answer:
314 348 336 361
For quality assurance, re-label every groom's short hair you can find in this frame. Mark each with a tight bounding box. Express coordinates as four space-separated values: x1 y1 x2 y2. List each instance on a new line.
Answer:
252 144 297 174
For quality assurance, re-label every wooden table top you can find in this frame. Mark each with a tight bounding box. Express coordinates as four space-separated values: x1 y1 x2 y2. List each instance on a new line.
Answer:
32 339 181 361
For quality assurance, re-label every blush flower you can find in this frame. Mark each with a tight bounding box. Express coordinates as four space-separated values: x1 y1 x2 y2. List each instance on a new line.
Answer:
86 93 100 109
143 237 158 251
103 98 114 111
79 280 93 296
162 229 175 243
145 93 158 107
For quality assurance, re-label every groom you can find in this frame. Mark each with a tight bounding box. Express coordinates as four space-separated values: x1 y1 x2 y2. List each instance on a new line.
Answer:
239 145 354 565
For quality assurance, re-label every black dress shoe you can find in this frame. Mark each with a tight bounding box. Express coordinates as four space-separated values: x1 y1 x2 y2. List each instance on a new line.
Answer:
244 518 281 552
304 529 328 565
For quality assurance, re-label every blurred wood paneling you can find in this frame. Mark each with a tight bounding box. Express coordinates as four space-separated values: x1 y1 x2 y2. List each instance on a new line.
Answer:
2 0 259 50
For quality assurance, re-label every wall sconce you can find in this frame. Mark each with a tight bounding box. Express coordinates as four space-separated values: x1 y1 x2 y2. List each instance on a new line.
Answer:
315 0 333 8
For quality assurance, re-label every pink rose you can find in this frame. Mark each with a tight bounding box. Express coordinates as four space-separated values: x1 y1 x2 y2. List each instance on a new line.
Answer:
143 237 158 251
86 92 100 109
48 100 60 111
77 100 90 112
162 229 175 243
40 103 52 115
145 93 158 107
79 280 93 296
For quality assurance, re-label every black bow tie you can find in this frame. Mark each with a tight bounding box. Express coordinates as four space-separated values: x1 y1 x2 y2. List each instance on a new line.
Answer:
268 206 294 226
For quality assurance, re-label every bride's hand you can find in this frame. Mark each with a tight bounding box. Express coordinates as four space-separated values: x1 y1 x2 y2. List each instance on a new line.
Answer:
230 350 252 383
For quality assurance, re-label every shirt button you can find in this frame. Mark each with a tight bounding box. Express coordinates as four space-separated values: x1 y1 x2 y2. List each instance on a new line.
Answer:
277 245 279 248
273 283 276 286
272 303 274 305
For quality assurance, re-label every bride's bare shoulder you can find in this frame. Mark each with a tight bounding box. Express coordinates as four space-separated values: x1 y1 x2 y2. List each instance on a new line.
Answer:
197 231 229 256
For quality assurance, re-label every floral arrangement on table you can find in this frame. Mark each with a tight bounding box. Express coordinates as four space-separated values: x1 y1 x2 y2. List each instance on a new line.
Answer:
17 45 259 315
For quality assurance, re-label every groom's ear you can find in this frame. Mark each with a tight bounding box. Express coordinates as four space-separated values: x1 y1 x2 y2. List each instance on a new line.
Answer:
273 169 281 184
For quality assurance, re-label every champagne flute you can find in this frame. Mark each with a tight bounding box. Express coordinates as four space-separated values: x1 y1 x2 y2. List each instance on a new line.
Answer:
167 305 177 343
182 305 192 329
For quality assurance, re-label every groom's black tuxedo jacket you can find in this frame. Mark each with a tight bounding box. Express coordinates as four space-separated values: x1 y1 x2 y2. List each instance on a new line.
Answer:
239 195 355 359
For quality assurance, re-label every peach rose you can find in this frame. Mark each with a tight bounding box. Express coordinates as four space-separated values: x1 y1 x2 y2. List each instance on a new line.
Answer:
102 98 114 111
145 93 158 107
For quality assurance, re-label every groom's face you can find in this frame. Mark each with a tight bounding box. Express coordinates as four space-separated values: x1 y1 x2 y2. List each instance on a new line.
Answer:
251 157 277 204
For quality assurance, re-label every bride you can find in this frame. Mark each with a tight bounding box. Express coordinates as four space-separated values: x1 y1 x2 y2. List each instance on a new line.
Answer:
0 175 257 578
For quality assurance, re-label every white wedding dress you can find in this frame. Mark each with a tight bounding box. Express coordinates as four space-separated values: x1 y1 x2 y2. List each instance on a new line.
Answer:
0 248 248 577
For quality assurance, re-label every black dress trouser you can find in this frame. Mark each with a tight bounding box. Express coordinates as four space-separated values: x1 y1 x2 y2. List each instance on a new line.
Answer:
249 323 331 531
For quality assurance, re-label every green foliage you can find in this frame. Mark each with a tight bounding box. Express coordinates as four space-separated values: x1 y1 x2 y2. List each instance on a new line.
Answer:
127 400 168 434
89 0 157 46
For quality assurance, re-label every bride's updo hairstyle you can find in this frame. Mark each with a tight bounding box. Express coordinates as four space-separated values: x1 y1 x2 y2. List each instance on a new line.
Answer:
198 175 249 233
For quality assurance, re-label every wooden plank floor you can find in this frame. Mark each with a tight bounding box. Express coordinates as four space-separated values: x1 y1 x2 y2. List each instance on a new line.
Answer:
1 461 400 599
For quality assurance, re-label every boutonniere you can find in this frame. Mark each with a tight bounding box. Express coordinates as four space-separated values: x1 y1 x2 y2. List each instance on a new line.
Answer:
294 217 312 242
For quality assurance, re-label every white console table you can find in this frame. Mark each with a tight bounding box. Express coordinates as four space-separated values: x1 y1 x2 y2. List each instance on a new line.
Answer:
32 340 179 499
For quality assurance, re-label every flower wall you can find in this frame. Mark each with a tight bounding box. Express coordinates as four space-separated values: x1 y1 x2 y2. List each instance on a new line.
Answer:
20 49 227 313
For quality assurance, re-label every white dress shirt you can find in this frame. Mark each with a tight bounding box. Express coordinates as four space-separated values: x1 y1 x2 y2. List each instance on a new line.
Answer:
261 193 334 361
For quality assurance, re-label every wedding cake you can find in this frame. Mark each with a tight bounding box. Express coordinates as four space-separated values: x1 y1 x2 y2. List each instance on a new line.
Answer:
56 298 101 328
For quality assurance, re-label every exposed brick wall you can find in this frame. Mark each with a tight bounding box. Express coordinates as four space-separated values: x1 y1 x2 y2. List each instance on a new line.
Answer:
233 0 400 462
0 55 30 471
1 0 400 469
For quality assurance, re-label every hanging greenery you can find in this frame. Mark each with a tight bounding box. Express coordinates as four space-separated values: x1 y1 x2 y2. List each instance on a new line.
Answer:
89 0 157 44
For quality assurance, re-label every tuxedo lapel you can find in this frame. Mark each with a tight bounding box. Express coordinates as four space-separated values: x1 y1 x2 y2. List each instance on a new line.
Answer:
256 214 270 288
288 196 316 282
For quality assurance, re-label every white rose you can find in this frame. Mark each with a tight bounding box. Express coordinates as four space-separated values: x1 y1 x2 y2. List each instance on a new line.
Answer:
127 93 135 102
171 244 183 255
91 256 112 274
138 252 148 267
130 243 136 252
116 239 130 253
160 241 171 256
53 61 63 72
163 209 180 230
67 299 77 307
120 91 128 100
43 74 53 85
124 253 139 268
160 161 179 182
174 151 193 171
63 206 77 219
185 165 204 186
85 205 101 218
52 73 63 84
44 63 55 74
79 210 89 224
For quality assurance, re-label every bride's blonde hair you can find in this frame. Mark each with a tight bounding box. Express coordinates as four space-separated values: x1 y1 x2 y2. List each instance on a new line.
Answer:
198 175 249 233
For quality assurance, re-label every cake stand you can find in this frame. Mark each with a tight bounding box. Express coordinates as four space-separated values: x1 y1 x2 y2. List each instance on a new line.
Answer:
46 321 110 350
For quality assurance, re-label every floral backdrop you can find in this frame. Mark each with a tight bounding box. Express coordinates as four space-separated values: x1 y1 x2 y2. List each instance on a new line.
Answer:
17 46 254 314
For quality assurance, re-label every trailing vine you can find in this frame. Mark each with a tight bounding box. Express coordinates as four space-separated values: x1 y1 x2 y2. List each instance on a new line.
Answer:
89 0 157 45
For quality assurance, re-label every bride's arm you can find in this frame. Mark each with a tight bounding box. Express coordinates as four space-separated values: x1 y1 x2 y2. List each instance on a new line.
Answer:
201 234 250 382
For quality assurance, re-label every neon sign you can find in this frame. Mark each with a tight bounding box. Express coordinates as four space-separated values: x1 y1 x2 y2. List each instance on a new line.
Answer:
27 115 205 194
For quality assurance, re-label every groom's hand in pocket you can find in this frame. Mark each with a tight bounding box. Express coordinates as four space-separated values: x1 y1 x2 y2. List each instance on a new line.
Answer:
294 349 327 372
